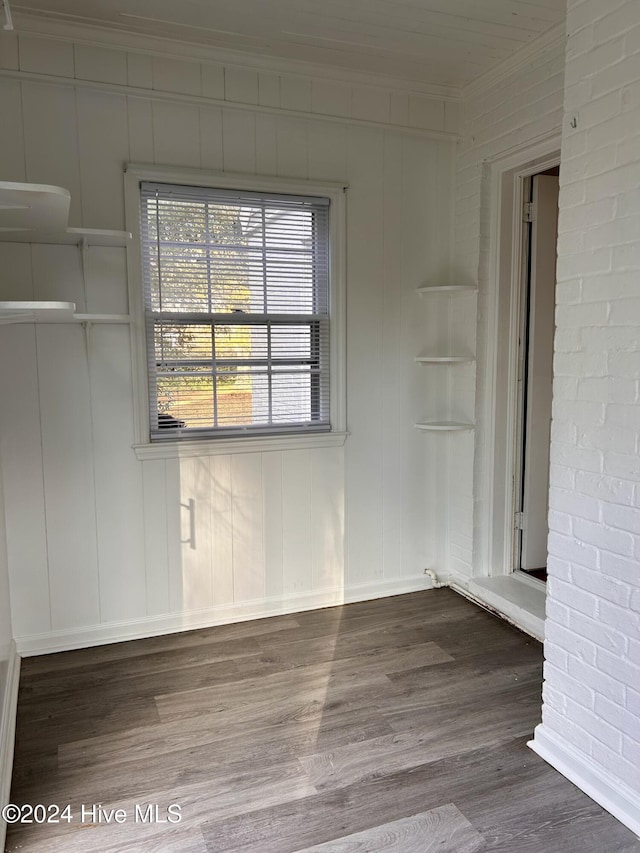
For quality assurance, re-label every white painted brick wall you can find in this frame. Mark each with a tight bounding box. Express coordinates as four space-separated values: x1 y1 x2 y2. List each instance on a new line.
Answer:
542 0 640 813
451 37 565 577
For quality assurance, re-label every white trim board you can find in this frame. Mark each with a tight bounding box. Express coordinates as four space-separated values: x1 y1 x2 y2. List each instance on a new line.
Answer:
15 575 436 656
0 642 20 851
448 571 545 641
474 135 561 581
529 725 640 840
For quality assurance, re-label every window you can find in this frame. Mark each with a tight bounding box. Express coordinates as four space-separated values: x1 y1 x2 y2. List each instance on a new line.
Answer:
138 181 335 443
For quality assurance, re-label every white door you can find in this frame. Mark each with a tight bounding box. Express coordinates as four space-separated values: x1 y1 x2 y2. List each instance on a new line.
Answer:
520 174 559 571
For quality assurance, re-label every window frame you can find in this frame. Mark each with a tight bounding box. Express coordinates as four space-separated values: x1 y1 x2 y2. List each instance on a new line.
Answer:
124 164 347 459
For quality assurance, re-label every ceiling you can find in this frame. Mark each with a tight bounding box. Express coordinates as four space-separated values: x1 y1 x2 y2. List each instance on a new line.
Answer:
14 0 566 88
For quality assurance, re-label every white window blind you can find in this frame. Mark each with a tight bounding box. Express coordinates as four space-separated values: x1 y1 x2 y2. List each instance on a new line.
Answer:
140 182 331 441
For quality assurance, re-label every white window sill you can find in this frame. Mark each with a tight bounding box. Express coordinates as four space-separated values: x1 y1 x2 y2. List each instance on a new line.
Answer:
133 431 349 460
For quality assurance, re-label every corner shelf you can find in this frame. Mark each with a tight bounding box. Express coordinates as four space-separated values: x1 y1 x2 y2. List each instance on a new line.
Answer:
414 421 474 432
417 284 477 294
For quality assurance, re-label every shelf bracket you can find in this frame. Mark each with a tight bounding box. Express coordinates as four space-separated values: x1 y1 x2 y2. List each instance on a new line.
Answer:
2 0 13 30
78 236 90 295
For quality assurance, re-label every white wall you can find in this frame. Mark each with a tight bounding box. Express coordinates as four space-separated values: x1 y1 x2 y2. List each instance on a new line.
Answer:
0 452 18 851
0 25 456 653
531 0 640 835
451 29 566 579
0 456 13 702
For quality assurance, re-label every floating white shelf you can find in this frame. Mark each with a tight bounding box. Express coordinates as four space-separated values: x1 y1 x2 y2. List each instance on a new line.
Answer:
0 302 131 325
0 301 76 324
414 421 474 432
415 355 475 363
0 182 131 246
417 284 477 294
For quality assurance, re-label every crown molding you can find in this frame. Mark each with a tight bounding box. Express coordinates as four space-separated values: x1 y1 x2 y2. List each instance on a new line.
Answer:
463 21 566 101
11 9 463 101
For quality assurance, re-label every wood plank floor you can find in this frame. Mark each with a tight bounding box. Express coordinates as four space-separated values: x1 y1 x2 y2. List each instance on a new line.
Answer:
5 589 640 852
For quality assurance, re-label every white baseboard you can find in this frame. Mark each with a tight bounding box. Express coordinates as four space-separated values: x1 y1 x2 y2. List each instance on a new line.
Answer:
16 575 434 656
0 642 20 851
529 724 640 839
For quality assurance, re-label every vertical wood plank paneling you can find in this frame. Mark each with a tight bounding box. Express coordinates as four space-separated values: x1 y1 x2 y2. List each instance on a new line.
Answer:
399 136 439 576
165 457 184 613
230 454 265 603
312 80 351 118
307 122 347 182
258 72 280 108
0 327 50 637
282 450 312 594
280 76 312 112
0 244 33 301
21 82 82 224
311 447 345 592
127 96 154 163
18 35 74 77
352 87 391 124
36 325 100 630
87 325 146 623
345 126 385 585
381 132 404 580
222 109 256 174
84 247 128 315
126 52 152 88
0 55 458 645
210 455 234 607
76 90 129 230
200 107 224 171
0 79 26 181
0 30 19 70
31 245 85 311
152 100 200 167
224 67 258 105
152 57 201 96
142 459 170 617
178 457 214 612
262 452 284 599
390 91 409 126
276 117 308 178
256 114 278 176
74 44 127 85
202 64 224 100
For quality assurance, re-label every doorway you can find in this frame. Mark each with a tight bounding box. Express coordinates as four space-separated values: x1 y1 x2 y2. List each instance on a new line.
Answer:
513 169 559 584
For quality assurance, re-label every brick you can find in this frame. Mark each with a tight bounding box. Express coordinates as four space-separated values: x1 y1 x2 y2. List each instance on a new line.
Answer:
603 450 640 480
547 576 598 617
568 609 627 656
598 552 640 585
602 503 640 535
576 377 637 405
577 425 636 454
573 518 635 557
549 486 600 522
596 647 640 690
567 656 626 704
574 470 634 505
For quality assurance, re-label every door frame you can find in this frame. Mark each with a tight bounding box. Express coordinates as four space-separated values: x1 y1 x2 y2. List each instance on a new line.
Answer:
474 133 561 580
